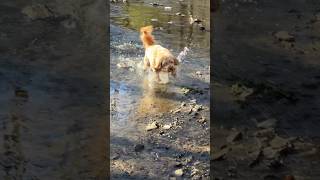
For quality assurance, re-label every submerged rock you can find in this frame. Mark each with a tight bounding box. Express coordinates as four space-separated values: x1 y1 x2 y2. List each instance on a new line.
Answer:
134 144 145 152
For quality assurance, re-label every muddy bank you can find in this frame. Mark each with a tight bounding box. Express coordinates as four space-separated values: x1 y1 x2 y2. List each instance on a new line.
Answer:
110 0 210 179
212 0 320 179
0 0 108 179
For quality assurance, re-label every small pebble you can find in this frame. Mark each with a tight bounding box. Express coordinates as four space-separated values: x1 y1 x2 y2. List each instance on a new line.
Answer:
164 7 172 11
174 169 184 176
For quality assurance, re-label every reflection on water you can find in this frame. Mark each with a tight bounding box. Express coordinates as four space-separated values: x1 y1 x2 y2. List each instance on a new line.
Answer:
136 78 178 116
110 75 182 136
111 0 210 52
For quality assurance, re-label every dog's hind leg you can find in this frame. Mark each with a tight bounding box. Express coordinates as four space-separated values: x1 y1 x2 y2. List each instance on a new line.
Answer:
153 68 161 82
154 57 163 71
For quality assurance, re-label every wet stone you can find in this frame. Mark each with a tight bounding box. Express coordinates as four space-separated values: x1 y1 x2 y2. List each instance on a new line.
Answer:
117 62 130 69
174 168 184 176
146 121 159 131
134 144 145 152
149 2 163 6
164 7 172 11
197 116 206 124
163 124 172 130
192 104 203 112
111 153 120 160
199 24 206 31
195 71 202 76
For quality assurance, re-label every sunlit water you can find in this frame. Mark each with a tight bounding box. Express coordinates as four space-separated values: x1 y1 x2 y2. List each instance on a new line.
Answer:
110 0 210 135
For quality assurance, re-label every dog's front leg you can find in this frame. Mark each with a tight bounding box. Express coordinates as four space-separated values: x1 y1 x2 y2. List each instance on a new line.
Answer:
143 55 149 71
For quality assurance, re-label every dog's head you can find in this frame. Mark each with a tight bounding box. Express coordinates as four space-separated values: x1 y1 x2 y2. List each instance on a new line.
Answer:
168 65 177 77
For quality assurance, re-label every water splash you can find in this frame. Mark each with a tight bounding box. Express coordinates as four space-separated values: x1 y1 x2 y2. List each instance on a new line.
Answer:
177 47 190 63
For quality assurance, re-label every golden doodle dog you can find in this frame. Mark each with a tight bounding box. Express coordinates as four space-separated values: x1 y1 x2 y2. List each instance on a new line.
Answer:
140 25 179 83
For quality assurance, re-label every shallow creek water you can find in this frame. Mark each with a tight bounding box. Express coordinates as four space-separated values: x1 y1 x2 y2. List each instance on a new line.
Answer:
110 0 210 136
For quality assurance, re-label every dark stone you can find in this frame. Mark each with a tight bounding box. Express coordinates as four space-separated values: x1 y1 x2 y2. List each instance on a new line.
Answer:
134 144 145 152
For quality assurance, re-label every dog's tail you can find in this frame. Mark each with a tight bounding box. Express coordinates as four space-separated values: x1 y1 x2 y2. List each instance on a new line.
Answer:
140 25 155 47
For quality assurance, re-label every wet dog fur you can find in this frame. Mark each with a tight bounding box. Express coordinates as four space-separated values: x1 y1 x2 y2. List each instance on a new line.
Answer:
140 25 179 82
